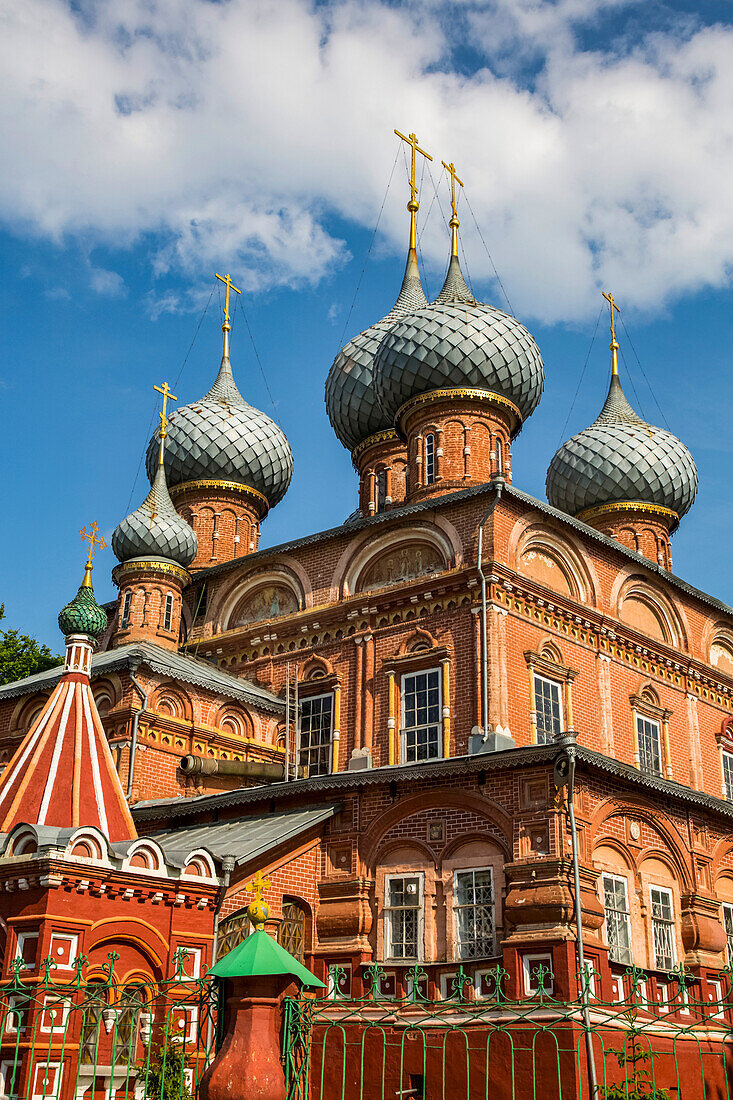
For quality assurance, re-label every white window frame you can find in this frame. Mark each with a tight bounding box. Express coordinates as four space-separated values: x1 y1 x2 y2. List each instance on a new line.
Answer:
48 933 78 972
0 1058 19 1100
533 674 563 744
439 972 458 1000
522 953 554 997
39 996 71 1034
723 903 733 965
453 867 495 960
424 434 436 485
298 692 334 778
637 715 662 776
649 885 676 972
474 969 494 1001
327 963 352 1000
383 873 424 962
602 874 633 966
14 932 38 974
120 590 132 629
162 593 174 632
31 1063 61 1100
495 438 503 475
400 669 442 764
723 751 733 801
708 978 725 1019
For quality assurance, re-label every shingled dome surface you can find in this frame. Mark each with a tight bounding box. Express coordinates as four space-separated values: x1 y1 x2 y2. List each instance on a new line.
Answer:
325 249 427 452
146 356 293 508
112 465 198 567
373 256 544 429
546 374 698 521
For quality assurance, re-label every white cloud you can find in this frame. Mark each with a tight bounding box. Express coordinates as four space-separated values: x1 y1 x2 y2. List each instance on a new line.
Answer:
89 266 127 296
1 0 733 322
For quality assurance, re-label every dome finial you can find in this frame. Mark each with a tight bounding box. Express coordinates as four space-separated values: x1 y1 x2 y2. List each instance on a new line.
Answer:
78 521 107 590
153 380 177 469
394 128 433 252
215 271 241 360
602 290 621 378
442 159 464 258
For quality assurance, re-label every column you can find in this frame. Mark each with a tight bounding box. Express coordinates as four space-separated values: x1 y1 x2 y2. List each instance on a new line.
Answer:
528 663 538 744
363 634 374 754
463 425 471 479
441 659 451 758
387 671 396 765
368 471 376 515
331 684 341 773
353 638 363 751
385 466 393 506
632 707 640 767
435 429 444 481
662 713 672 780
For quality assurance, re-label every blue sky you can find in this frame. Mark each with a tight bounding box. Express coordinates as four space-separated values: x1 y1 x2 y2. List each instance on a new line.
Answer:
1 0 733 648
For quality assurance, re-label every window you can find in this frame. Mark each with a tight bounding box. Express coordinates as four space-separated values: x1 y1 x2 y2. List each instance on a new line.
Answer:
163 593 173 632
723 751 733 800
534 675 562 744
217 909 250 959
637 715 662 776
650 886 676 971
80 982 107 1065
120 591 132 629
603 874 633 966
708 978 725 1019
723 903 733 965
375 470 387 513
454 869 494 959
116 985 145 1064
278 901 307 963
425 434 436 485
495 438 503 474
384 875 422 960
401 669 442 763
298 693 333 777
522 953 554 997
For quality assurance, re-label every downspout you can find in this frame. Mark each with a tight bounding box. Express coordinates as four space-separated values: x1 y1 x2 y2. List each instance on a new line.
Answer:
127 665 148 799
208 855 235 1055
476 477 504 737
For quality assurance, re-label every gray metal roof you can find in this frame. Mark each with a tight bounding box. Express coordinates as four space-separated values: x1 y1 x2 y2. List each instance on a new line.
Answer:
145 803 340 867
546 373 698 521
146 355 293 508
0 639 284 713
112 464 198 566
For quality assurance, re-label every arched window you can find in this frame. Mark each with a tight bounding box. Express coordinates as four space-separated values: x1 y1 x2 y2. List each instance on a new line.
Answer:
120 591 132 629
424 434 436 485
163 593 174 632
375 470 387 513
116 985 146 1064
81 982 107 1064
495 439 503 474
217 908 250 959
278 900 308 963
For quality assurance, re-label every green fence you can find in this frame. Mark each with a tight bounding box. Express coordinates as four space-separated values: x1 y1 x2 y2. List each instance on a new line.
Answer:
283 963 733 1100
0 950 216 1100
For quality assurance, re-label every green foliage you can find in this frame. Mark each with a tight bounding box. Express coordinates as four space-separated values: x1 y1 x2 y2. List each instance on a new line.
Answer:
139 1038 192 1100
601 1010 670 1100
0 604 62 685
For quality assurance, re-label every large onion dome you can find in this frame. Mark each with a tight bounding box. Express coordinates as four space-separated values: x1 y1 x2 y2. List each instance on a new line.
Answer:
546 372 698 524
145 355 293 509
112 464 198 567
373 253 545 431
325 248 427 451
58 568 108 639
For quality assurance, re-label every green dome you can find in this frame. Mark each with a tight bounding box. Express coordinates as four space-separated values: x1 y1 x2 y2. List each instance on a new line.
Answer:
58 573 108 640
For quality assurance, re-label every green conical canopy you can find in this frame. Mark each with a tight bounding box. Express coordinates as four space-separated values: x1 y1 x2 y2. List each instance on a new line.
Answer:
208 930 324 988
58 569 108 639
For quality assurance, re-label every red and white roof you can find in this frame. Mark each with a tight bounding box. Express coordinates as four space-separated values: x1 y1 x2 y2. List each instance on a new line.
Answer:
0 636 137 842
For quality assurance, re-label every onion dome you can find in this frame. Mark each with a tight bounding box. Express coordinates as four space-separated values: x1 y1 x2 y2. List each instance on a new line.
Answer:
112 464 198 567
546 371 698 525
373 250 544 433
58 562 108 639
145 354 293 509
325 248 427 451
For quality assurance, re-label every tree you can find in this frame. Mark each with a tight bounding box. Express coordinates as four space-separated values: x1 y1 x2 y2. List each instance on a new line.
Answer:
0 604 62 685
601 1009 670 1100
139 1038 192 1100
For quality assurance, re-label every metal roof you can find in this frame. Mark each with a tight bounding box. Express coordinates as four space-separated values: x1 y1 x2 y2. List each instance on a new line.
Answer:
0 639 284 713
146 803 340 866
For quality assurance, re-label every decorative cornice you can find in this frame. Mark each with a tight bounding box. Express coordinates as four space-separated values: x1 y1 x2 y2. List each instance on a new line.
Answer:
351 429 401 467
577 501 679 527
170 479 269 515
112 559 190 586
396 387 522 436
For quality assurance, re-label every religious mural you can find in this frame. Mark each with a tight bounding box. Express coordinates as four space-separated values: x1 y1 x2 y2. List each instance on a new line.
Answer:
231 584 299 627
357 543 444 592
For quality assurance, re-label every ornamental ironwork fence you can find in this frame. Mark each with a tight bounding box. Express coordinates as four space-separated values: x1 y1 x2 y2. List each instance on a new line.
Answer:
0 950 217 1100
283 962 733 1100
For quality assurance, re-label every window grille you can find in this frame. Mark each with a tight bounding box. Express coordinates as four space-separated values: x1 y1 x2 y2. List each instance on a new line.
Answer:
80 982 107 1065
163 593 173 632
603 874 632 965
120 591 132 629
723 751 733 800
534 675 562 744
278 901 307 963
401 669 441 763
496 439 503 474
385 875 422 960
217 909 250 959
425 434 436 485
723 903 733 965
298 693 333 777
454 869 495 959
116 985 145 1064
650 886 676 971
637 715 662 775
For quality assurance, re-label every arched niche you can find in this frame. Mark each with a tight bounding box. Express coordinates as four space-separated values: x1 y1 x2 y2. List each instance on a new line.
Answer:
219 566 305 632
614 575 686 650
510 519 597 607
711 635 733 677
342 525 456 597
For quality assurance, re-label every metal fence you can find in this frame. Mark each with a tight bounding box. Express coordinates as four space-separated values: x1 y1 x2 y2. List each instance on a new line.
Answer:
283 962 733 1100
0 950 217 1100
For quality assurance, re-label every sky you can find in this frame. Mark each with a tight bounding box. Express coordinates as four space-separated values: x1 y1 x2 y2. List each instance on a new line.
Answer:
2 0 733 649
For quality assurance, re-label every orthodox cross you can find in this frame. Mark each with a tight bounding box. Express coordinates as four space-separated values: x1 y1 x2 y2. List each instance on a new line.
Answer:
394 129 433 249
154 381 177 466
602 290 621 376
442 160 464 222
79 522 106 570
247 869 272 905
215 272 241 357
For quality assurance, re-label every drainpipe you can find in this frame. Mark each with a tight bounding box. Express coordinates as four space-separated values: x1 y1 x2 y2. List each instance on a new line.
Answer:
127 665 148 799
208 855 236 1054
476 478 504 737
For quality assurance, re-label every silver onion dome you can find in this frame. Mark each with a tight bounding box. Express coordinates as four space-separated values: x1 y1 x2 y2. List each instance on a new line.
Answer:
145 355 293 508
546 373 698 522
325 249 427 452
373 254 544 430
112 464 198 567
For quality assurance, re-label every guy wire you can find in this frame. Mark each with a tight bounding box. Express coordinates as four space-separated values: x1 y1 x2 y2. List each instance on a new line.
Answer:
556 304 604 448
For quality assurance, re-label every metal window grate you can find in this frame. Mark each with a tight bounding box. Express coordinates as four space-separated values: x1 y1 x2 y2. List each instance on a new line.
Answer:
454 869 495 959
603 874 632 965
650 886 675 971
386 876 421 960
425 434 436 485
401 670 441 763
534 675 562 744
638 715 662 776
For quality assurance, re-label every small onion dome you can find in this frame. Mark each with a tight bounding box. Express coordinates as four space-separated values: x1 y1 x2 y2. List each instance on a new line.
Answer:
546 373 698 524
112 465 198 567
325 249 428 452
145 356 293 509
373 254 544 432
58 570 108 639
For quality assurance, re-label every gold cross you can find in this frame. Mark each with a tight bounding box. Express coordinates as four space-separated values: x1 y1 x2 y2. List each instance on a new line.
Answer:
395 129 433 250
602 291 621 376
442 160 464 222
246 869 272 906
79 522 106 569
154 381 177 467
215 272 241 328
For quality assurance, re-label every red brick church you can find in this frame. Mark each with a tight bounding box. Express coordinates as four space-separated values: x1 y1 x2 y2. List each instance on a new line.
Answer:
1 142 732 1098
